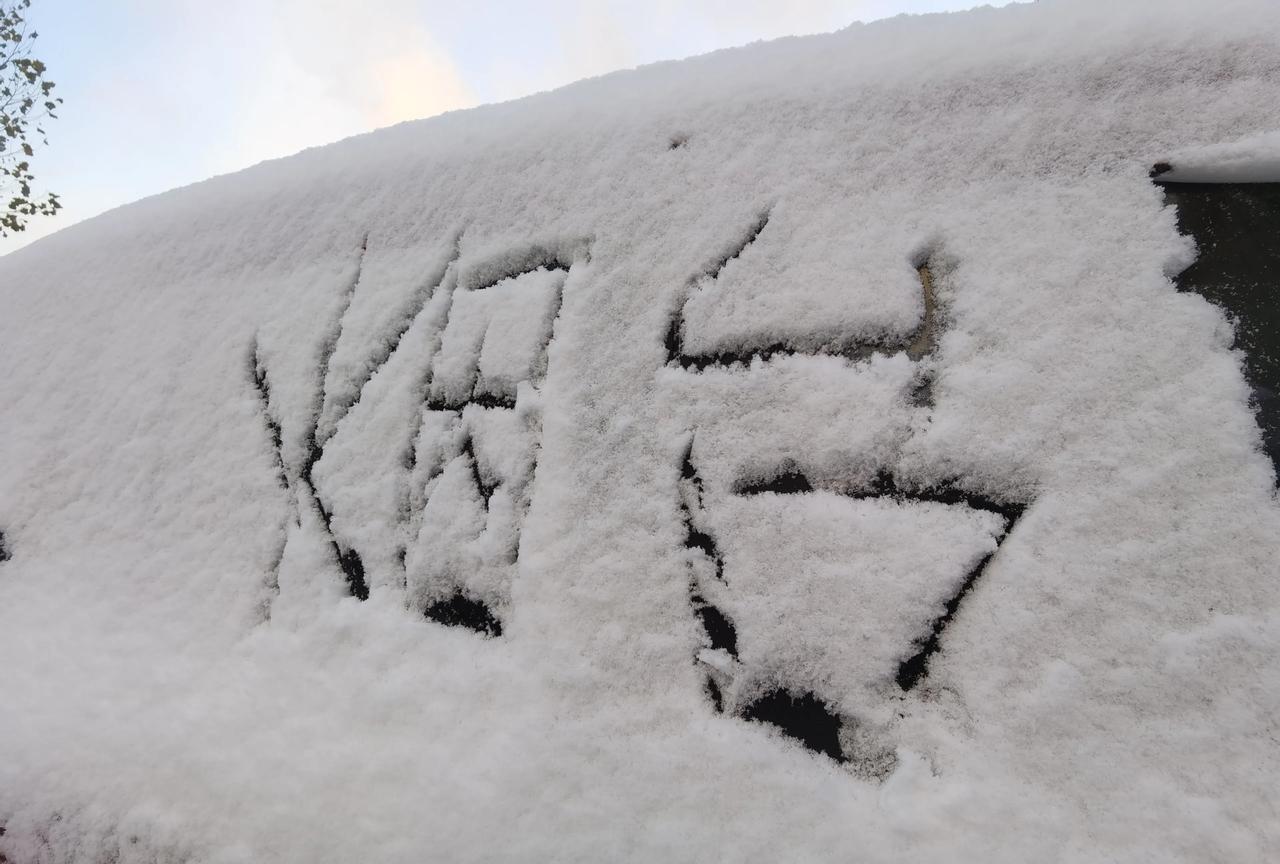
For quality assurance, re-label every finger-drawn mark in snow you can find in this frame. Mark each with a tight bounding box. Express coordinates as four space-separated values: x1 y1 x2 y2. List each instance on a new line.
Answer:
301 236 372 601
313 494 369 601
686 445 983 778
680 443 904 776
0 530 10 563
463 243 577 293
310 235 466 597
318 231 463 448
460 432 497 510
426 259 569 412
669 224 1031 774
737 465 1024 691
247 339 289 607
248 341 287 491
668 134 689 150
409 245 583 636
851 473 1023 690
679 438 727 584
446 392 517 411
303 234 369 487
680 438 737 664
1156 176 1280 480
247 236 372 605
402 259 471 486
678 442 737 700
250 336 369 601
666 221 941 375
664 210 771 368
471 259 570 291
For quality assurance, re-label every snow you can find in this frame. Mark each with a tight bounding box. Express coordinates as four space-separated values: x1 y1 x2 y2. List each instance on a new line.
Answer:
661 353 919 495
679 202 925 359
474 269 566 400
1158 130 1280 183
1 0 1280 861
698 491 1007 714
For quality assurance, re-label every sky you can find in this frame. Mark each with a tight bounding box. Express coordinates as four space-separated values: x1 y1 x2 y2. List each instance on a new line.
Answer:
1 0 1015 256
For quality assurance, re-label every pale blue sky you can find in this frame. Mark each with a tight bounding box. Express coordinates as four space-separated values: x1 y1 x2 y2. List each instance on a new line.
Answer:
2 0 1014 255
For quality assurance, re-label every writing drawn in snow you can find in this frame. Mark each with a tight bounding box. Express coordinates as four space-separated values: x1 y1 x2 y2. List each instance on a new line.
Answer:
665 210 1030 776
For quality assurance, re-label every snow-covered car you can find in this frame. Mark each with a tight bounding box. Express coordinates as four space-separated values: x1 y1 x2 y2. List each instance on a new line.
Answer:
1 1 1278 861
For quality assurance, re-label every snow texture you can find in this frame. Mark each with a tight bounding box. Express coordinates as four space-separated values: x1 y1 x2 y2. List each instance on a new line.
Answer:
679 202 925 359
2 1 1280 861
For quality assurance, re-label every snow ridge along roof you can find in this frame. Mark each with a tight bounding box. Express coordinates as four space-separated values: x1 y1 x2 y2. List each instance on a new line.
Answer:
1 1 1279 861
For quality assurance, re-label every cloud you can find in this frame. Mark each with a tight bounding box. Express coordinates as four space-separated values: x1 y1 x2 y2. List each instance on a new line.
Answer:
367 47 474 128
474 0 864 104
218 0 475 168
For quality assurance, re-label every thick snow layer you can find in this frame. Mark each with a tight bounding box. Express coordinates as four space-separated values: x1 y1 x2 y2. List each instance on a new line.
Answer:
1158 130 1280 183
2 1 1280 861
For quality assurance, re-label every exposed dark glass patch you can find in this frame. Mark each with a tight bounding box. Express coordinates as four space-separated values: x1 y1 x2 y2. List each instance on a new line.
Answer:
424 592 503 637
337 544 369 601
0 530 10 563
740 689 846 763
1156 180 1280 478
733 466 813 496
691 592 738 656
425 391 517 412
705 676 724 713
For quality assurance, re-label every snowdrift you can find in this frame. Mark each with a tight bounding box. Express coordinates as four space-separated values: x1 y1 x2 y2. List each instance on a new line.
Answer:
2 1 1279 861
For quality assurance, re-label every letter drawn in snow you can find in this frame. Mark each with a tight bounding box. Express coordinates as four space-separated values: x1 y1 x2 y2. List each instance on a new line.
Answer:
667 214 1031 776
247 234 583 637
407 252 575 635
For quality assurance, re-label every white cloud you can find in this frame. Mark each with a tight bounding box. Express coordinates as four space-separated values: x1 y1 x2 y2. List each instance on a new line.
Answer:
475 0 890 104
219 0 475 168
367 47 474 128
